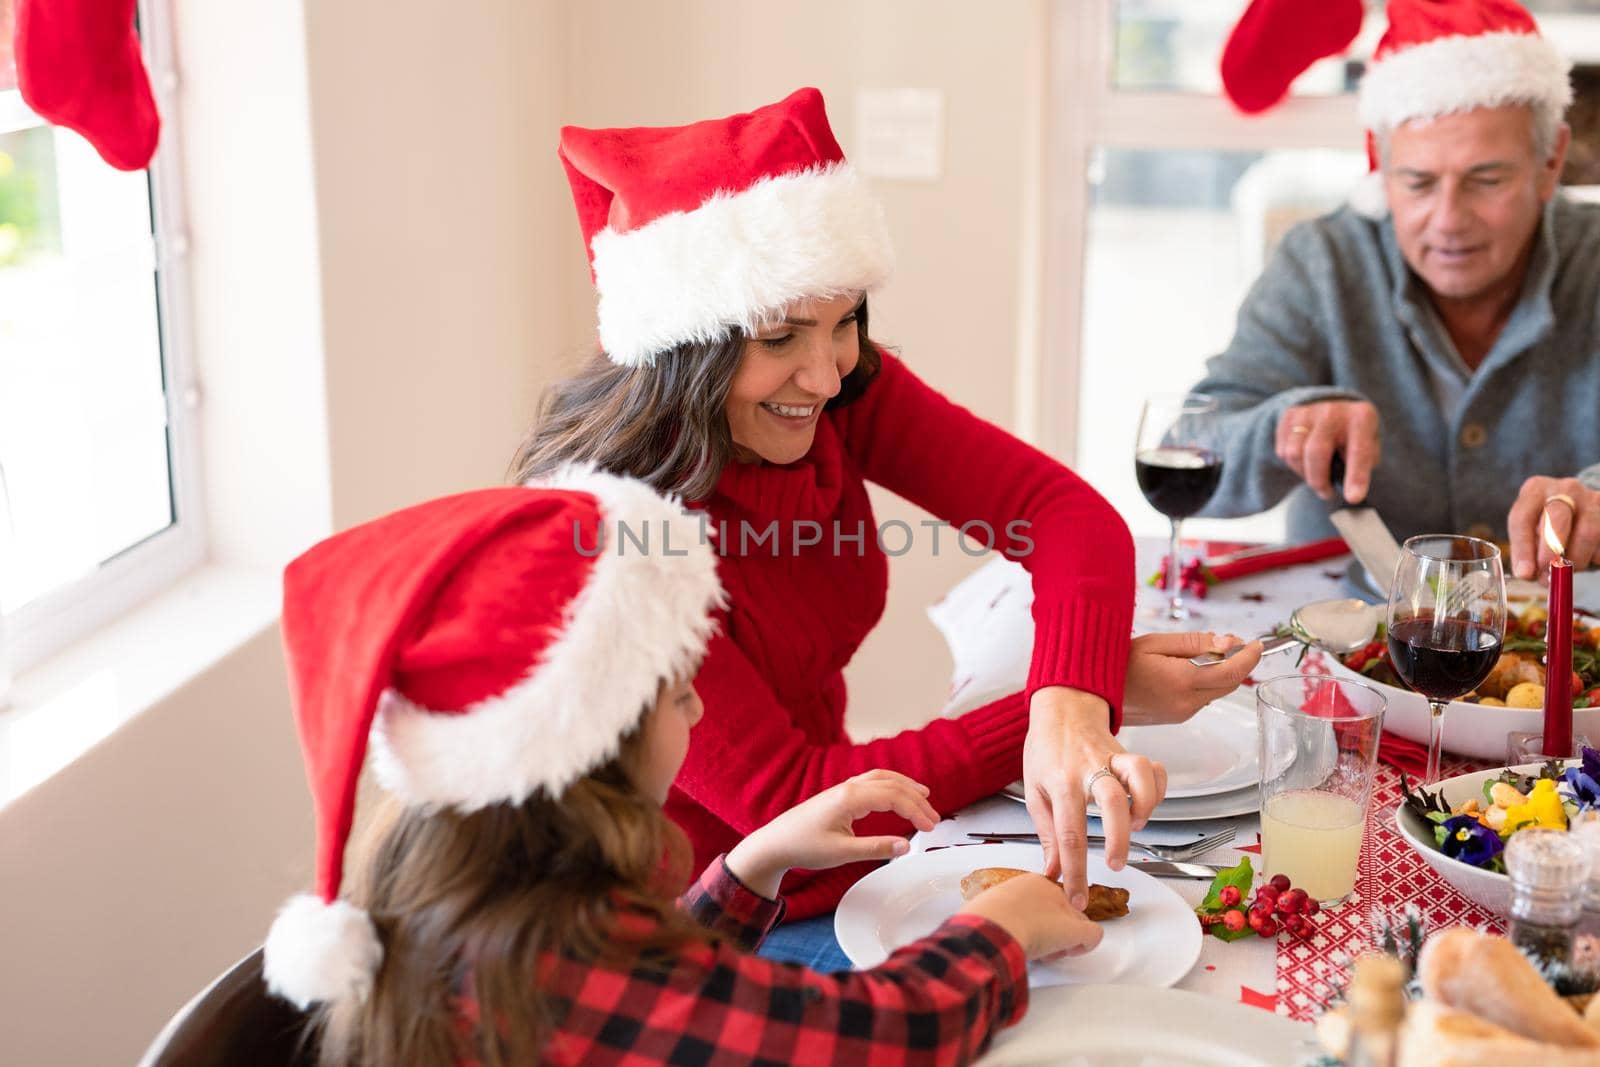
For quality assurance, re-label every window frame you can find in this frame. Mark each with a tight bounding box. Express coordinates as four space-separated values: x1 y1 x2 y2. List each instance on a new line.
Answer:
1034 0 1364 468
1 0 205 675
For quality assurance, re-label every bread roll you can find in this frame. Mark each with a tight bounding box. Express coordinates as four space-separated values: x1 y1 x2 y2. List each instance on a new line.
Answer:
1398 1002 1600 1067
1418 928 1600 1049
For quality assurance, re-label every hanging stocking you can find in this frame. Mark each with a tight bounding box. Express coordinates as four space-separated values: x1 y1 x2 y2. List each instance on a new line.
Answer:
1221 0 1366 114
14 0 160 170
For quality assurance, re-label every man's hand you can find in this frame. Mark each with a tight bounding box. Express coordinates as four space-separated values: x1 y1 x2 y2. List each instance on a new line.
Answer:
1122 631 1263 727
1021 687 1165 912
1507 476 1600 578
1276 400 1381 503
726 770 940 899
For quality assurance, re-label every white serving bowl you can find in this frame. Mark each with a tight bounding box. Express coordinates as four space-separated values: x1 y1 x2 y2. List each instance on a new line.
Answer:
1392 760 1576 915
1321 651 1600 763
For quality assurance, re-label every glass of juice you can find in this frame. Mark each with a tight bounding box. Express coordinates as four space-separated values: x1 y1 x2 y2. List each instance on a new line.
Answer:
1256 675 1387 907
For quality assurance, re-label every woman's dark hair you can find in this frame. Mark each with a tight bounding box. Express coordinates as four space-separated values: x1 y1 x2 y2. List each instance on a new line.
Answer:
509 298 882 499
310 721 705 1067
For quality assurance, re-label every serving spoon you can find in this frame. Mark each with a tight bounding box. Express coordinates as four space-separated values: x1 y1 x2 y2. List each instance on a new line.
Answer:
1188 597 1382 667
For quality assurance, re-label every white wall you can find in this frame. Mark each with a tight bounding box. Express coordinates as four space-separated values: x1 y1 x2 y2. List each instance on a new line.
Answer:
0 3 1050 1060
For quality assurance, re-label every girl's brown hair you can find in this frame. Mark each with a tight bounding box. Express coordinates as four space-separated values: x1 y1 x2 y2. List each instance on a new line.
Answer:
509 298 882 499
309 719 703 1067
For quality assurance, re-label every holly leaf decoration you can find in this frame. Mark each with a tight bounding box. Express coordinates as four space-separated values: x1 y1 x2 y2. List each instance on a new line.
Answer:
1198 855 1254 914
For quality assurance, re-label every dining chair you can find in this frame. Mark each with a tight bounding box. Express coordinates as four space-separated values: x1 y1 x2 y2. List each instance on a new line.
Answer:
137 947 315 1067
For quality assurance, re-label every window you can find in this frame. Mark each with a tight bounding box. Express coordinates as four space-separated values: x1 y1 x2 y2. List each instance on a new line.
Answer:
0 0 201 676
1046 0 1600 542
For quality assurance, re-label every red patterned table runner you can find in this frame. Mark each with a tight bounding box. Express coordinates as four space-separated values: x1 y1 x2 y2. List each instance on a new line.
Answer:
1275 754 1504 1021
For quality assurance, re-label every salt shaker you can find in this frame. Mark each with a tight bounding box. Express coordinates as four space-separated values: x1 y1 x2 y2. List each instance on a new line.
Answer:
1505 827 1590 968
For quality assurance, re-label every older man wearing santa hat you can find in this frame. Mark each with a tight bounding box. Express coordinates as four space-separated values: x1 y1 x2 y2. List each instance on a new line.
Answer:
1194 0 1600 579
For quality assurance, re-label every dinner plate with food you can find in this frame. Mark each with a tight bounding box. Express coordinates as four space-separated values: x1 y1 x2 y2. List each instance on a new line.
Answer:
1322 602 1600 761
833 842 1201 988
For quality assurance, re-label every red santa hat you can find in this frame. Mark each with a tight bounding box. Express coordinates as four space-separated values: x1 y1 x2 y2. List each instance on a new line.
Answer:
559 86 894 369
1358 0 1572 140
261 467 723 1010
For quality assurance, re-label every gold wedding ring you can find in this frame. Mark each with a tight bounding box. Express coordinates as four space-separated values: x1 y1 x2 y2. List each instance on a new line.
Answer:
1546 493 1578 515
1289 424 1311 435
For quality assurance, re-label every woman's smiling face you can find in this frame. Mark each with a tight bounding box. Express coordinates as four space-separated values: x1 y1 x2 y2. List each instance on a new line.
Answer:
724 292 863 465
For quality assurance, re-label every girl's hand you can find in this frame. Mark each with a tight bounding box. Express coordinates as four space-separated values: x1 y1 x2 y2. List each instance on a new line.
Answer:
1022 687 1166 912
1122 631 1262 727
958 872 1104 960
726 770 940 899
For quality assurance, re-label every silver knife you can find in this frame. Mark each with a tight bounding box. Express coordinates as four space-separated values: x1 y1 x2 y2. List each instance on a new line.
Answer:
1328 451 1401 589
1130 860 1225 880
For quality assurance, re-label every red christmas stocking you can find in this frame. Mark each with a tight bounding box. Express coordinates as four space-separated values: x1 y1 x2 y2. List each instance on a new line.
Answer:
1221 0 1365 114
14 0 160 171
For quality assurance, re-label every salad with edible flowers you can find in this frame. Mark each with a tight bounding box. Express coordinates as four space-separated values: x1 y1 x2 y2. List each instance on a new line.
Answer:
1402 748 1600 874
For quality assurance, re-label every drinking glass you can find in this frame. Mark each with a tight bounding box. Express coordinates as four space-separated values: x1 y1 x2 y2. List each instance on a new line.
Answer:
1257 675 1387 907
1386 535 1506 784
1135 393 1222 622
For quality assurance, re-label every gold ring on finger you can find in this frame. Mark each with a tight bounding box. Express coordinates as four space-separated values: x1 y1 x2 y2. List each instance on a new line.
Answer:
1546 493 1578 515
1289 424 1311 435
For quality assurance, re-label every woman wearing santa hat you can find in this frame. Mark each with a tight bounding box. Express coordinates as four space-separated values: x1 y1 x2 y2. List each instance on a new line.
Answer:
512 87 1262 965
262 470 1100 1065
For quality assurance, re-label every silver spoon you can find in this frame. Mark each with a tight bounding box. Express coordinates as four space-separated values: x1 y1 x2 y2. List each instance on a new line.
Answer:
1187 597 1381 667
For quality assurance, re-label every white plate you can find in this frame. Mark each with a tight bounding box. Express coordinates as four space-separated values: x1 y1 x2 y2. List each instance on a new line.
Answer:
1001 780 1260 822
1117 692 1261 798
978 984 1313 1066
834 842 1201 989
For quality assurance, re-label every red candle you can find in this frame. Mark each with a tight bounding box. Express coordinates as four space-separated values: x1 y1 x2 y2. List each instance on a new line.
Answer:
1544 553 1574 759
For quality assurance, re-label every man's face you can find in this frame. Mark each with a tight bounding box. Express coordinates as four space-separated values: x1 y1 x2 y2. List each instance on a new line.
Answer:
1384 104 1567 305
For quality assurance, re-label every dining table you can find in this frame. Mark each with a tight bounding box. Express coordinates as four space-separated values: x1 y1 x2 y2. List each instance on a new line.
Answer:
890 536 1513 1061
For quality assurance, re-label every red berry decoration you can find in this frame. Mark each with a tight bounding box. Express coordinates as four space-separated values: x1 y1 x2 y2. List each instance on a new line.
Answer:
1255 885 1280 907
1219 885 1242 907
1256 916 1280 937
1268 873 1291 893
1278 889 1305 915
1223 908 1247 932
1304 898 1320 916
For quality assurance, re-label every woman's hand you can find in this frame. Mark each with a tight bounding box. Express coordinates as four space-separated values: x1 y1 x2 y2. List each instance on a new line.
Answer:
959 872 1104 960
725 770 940 899
1022 687 1166 911
1122 632 1262 727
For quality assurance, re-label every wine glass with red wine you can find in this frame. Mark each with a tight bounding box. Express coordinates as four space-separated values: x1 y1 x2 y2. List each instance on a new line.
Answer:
1386 535 1505 784
1135 393 1223 623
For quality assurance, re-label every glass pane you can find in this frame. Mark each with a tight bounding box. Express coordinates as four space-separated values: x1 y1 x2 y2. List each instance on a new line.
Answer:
0 112 173 610
1114 0 1383 95
1075 146 1366 542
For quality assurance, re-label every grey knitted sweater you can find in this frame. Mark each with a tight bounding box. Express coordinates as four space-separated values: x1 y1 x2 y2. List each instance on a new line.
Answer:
1194 196 1600 543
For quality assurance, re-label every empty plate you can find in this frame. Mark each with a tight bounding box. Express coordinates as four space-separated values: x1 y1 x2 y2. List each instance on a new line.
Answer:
1117 693 1259 799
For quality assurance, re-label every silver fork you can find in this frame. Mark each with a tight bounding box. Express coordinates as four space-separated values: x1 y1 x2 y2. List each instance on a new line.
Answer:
966 827 1236 863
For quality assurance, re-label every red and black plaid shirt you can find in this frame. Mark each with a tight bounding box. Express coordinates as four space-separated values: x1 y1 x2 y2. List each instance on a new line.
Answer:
461 856 1028 1065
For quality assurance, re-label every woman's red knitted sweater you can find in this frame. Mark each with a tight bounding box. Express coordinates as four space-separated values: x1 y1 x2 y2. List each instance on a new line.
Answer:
668 352 1135 919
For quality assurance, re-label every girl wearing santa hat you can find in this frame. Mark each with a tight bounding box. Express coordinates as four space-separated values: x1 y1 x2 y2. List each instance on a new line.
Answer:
263 469 1099 1065
512 87 1262 961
